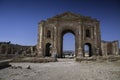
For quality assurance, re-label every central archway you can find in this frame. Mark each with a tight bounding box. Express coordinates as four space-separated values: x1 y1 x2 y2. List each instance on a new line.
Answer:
63 33 75 58
61 30 76 58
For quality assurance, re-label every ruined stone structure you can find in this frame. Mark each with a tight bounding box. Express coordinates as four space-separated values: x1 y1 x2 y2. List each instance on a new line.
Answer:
0 12 119 59
0 42 36 58
37 12 102 58
101 40 119 56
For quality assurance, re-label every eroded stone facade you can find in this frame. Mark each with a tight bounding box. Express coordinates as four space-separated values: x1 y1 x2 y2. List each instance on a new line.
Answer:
37 12 102 58
101 40 119 56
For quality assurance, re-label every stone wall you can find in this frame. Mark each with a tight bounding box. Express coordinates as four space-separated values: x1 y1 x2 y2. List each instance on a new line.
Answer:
101 40 119 56
0 42 37 59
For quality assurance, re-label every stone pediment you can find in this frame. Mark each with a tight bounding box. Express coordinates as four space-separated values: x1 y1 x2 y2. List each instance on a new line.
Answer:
47 12 98 22
50 12 81 20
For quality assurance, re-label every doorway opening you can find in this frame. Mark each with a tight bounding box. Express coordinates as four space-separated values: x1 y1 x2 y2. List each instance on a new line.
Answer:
83 43 92 57
45 43 52 57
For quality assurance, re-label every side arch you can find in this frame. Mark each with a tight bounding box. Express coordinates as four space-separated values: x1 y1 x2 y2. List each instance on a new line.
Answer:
83 43 92 57
45 43 52 57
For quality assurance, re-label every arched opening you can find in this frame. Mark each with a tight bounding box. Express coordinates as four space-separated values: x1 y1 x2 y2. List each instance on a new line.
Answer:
61 30 75 58
83 43 92 57
86 29 91 38
45 43 52 57
46 30 51 38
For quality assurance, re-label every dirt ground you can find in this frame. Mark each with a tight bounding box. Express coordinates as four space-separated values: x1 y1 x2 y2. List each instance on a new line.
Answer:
0 59 120 80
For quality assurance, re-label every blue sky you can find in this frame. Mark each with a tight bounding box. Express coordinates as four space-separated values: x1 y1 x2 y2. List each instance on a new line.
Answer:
0 0 120 50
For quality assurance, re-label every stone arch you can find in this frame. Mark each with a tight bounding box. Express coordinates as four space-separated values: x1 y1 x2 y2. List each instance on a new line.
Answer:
60 29 76 58
83 43 92 57
37 12 102 58
45 43 52 57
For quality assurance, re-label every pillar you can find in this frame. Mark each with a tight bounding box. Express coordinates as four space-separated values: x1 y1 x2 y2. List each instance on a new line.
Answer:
77 22 83 57
37 21 45 57
52 26 57 57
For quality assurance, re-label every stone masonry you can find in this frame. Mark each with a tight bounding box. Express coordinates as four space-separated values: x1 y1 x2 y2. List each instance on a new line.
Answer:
37 12 102 58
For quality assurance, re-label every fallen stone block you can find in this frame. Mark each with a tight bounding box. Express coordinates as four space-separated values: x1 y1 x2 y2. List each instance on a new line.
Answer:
0 59 11 69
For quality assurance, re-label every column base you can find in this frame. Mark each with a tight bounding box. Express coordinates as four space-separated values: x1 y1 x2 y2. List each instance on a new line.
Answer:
51 48 57 58
77 47 83 57
37 48 43 57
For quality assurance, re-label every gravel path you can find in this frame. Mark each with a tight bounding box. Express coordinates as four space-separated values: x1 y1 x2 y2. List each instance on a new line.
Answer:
0 59 120 80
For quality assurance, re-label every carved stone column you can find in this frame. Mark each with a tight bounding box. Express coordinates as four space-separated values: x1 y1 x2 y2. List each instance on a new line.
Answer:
105 43 107 56
77 22 83 57
78 22 81 47
115 41 119 55
94 25 97 47
91 27 94 39
52 26 57 56
94 25 99 56
37 21 45 57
